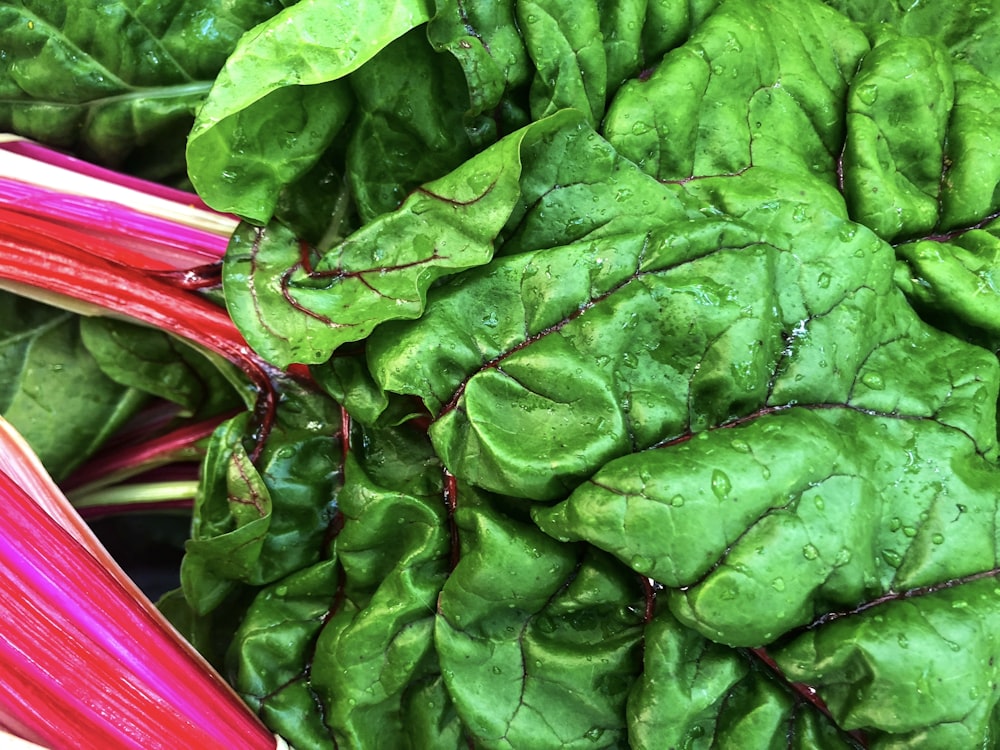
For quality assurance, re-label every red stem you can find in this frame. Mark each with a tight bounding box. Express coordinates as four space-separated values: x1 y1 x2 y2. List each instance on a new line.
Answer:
62 413 234 492
0 208 277 459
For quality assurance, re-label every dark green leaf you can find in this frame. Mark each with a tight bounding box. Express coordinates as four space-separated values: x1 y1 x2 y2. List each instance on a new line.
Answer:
181 381 342 614
79 317 242 416
186 0 433 222
0 293 147 480
436 491 645 749
346 27 479 221
229 560 340 750
628 612 860 749
0 0 288 178
223 111 597 367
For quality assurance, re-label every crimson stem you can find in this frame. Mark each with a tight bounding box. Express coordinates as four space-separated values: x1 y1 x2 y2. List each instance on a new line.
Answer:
0 206 278 459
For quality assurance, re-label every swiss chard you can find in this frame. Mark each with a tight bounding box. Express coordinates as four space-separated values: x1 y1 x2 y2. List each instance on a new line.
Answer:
7 0 1000 748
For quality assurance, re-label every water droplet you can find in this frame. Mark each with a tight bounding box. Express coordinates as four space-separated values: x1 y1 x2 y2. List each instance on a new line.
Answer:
711 64 725 75
730 439 750 453
802 543 820 560
792 205 808 222
481 311 499 328
861 372 885 390
817 272 831 288
856 83 879 105
711 469 732 500
771 577 786 591
535 615 557 634
584 727 605 742
932 533 945 545
221 169 238 183
669 494 685 507
629 555 654 572
888 517 902 532
492 665 503 674
903 526 917 538
814 495 825 510
631 121 652 136
838 224 858 242
897 634 909 649
881 549 903 568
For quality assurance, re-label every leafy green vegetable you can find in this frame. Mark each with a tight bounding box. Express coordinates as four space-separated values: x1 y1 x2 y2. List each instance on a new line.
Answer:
0 0 291 181
0 294 147 480
10 0 1000 748
186 0 433 222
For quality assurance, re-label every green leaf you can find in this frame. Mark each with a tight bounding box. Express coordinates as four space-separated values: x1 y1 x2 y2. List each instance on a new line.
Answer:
370 195 997 501
0 0 287 178
310 453 451 748
229 560 340 750
628 612 860 749
186 0 433 222
427 0 530 119
603 0 869 202
346 27 480 221
841 32 953 241
894 225 1000 348
821 0 1000 82
517 0 607 126
79 317 241 417
223 110 595 367
436 491 645 749
0 293 147 480
181 381 342 614
535 404 1000 745
776 576 1000 747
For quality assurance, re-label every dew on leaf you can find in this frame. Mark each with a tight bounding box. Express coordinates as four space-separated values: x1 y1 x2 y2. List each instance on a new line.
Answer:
710 469 732 500
584 727 605 742
630 555 653 572
856 83 879 105
881 549 903 568
861 371 886 390
932 533 945 545
771 577 786 591
669 494 685 507
802 543 820 560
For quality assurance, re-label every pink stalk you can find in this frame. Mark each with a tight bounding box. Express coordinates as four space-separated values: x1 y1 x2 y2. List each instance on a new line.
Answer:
0 136 236 231
0 419 280 749
62 413 232 494
0 206 278 457
0 177 230 264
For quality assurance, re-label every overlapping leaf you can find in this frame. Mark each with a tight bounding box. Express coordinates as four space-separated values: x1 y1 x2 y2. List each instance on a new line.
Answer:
180 379 342 615
186 0 433 222
0 293 147 479
0 0 289 179
176 0 1000 747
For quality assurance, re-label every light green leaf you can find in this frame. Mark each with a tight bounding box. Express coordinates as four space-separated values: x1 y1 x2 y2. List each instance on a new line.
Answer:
186 0 433 222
